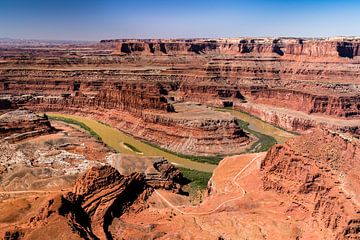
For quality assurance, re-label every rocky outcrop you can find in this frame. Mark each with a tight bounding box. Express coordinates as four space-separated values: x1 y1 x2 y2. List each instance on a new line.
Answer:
1 37 359 140
26 162 187 239
99 38 360 57
261 129 360 239
0 109 55 142
241 87 360 118
69 166 147 239
147 158 185 193
27 167 146 239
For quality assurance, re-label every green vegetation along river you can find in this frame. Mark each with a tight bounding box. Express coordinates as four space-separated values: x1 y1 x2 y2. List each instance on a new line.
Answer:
221 108 295 143
47 109 295 173
48 113 216 173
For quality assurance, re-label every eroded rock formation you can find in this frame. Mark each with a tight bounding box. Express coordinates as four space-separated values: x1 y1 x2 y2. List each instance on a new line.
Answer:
0 109 55 142
23 160 186 239
25 95 250 156
241 87 360 118
1 37 359 136
261 129 360 239
68 166 147 239
99 38 360 57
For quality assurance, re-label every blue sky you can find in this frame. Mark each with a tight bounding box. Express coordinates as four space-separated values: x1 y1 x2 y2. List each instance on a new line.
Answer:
0 0 359 40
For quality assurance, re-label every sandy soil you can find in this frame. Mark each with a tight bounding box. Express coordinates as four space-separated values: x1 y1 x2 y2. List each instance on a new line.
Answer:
114 153 324 239
0 121 113 235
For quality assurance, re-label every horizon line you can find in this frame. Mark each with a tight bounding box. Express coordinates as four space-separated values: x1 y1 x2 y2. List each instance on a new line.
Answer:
2 35 360 42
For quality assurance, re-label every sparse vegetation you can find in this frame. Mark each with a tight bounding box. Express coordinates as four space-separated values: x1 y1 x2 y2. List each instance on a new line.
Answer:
123 142 142 153
48 116 102 141
236 119 277 152
143 140 223 164
222 107 299 135
96 120 111 127
217 107 279 151
179 167 212 190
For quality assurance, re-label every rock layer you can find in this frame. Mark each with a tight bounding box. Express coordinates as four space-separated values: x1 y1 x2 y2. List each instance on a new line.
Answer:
0 38 360 134
25 161 186 240
0 37 359 149
261 129 360 239
100 38 360 57
0 109 55 142
69 166 147 239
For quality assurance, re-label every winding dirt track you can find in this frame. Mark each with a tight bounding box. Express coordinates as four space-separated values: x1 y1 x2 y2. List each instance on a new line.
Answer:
154 154 263 215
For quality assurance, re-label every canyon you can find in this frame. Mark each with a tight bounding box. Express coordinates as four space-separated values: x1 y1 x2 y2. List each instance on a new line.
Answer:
0 37 360 239
0 109 55 142
2 129 359 239
0 37 359 137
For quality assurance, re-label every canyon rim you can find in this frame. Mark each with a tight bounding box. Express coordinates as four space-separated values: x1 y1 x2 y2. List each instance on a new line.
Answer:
1 0 360 239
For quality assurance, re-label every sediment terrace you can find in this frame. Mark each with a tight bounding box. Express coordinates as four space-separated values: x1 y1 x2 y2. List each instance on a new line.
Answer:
5 128 359 239
1 35 360 238
0 37 359 141
47 112 217 172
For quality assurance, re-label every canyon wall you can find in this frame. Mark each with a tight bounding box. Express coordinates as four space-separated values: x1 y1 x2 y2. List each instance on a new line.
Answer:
0 109 55 142
25 162 186 240
260 129 360 239
100 38 360 58
0 37 359 138
241 87 360 117
29 89 175 117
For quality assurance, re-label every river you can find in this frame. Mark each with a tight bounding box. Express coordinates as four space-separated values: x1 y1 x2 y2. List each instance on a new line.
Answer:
48 109 295 173
222 108 295 143
48 113 216 172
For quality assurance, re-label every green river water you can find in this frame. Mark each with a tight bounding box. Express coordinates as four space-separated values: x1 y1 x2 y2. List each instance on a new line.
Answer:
48 110 295 173
220 108 295 143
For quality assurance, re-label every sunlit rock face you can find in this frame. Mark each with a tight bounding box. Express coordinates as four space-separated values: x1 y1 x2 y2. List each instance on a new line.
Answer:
261 129 360 239
0 109 55 142
1 38 360 134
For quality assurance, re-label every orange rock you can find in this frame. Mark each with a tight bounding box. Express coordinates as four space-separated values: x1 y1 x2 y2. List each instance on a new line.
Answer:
261 129 360 239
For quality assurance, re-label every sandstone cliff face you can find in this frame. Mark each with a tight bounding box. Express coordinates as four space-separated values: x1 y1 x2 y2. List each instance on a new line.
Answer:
244 87 360 118
176 83 245 106
0 109 55 142
283 40 360 58
1 37 359 137
260 129 360 239
28 89 174 117
27 167 147 240
100 38 360 58
26 162 186 240
70 166 147 239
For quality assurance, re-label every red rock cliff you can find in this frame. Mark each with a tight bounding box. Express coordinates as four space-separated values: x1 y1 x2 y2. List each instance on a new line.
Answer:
261 129 360 239
100 38 360 58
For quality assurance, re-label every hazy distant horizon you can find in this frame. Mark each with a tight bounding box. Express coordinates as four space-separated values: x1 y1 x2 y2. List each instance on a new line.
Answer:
1 0 360 41
3 35 360 43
